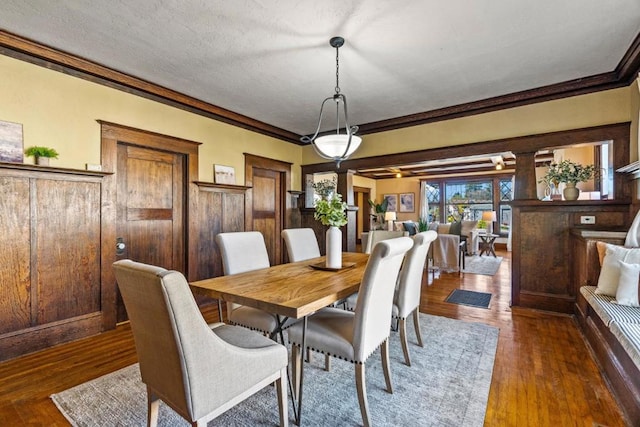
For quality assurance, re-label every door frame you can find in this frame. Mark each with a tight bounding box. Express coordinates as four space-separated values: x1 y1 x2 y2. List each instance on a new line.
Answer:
244 153 292 265
99 121 200 329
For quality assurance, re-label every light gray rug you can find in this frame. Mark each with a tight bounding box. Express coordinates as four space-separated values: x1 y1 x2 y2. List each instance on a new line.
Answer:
51 314 498 427
462 256 503 276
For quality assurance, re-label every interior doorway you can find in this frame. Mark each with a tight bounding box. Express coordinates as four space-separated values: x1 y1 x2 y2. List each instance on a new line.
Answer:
354 186 371 245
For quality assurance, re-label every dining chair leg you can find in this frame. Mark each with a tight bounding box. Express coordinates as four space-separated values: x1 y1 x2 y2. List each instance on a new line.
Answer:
147 387 160 427
413 309 424 347
324 354 331 371
399 318 411 366
276 369 289 427
291 345 301 401
381 338 393 393
355 364 371 427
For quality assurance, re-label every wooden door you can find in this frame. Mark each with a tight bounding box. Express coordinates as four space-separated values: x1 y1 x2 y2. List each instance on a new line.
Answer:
100 121 200 328
115 144 185 321
251 168 281 265
244 154 292 266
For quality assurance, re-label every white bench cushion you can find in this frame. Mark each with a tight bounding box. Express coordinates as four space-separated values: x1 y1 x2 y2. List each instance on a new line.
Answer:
580 286 640 326
610 322 640 372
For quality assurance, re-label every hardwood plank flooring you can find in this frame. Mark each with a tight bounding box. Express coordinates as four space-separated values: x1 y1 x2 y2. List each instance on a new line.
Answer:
0 250 628 426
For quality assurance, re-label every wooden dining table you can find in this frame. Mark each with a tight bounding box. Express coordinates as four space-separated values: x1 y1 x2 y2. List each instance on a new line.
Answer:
189 251 369 425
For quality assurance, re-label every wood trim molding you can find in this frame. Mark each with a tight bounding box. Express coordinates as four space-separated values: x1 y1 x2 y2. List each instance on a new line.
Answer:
302 122 632 175
1 30 638 145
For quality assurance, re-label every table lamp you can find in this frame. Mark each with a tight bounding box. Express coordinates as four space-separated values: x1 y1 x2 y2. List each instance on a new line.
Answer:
385 211 396 231
482 211 497 235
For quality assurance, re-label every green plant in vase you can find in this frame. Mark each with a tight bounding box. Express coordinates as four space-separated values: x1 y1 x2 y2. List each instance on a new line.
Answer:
314 193 348 227
367 198 388 230
25 146 59 166
539 159 597 201
315 193 348 268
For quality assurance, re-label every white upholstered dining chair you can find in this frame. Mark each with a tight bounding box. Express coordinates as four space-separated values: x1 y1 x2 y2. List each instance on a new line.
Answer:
393 230 437 366
112 259 288 427
287 237 413 427
216 231 296 338
281 228 320 262
362 229 405 254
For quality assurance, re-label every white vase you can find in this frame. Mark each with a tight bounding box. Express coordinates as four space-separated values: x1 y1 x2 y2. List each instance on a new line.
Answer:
36 157 50 166
326 226 342 269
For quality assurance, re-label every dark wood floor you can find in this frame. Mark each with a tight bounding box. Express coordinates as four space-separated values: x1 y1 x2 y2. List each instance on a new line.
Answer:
0 250 628 426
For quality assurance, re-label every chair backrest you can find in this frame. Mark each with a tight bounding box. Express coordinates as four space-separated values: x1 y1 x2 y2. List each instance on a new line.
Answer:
216 231 270 275
281 228 321 262
112 259 220 419
364 230 406 254
353 236 413 360
395 231 438 318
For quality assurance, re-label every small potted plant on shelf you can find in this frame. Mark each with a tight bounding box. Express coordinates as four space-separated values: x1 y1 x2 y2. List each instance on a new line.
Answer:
314 193 348 269
539 159 596 201
25 146 59 166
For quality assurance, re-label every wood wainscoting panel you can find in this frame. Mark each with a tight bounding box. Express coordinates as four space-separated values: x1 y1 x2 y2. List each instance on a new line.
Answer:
0 164 109 361
0 176 31 335
511 200 630 313
193 182 249 281
35 179 101 324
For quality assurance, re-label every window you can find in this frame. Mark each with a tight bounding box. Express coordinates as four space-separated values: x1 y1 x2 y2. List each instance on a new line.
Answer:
425 183 440 222
498 178 513 235
444 181 492 222
424 176 514 236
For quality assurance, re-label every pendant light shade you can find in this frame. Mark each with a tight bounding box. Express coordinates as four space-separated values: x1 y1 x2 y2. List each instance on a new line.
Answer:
301 37 361 168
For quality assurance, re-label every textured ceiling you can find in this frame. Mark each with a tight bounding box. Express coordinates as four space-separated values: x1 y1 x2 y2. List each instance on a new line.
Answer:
0 0 639 138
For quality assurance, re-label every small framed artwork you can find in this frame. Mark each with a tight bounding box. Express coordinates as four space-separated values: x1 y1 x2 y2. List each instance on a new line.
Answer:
214 164 236 185
0 120 24 163
384 194 398 212
399 192 415 212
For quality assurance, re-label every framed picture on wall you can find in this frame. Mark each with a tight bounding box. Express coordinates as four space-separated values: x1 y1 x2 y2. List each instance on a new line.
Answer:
0 120 24 163
214 164 236 185
399 192 415 212
383 194 398 212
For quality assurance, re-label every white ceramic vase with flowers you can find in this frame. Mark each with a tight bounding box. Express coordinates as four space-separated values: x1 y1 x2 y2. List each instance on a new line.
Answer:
314 193 348 268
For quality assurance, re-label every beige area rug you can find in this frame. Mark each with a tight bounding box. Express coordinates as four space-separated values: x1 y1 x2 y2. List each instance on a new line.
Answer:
51 314 499 426
462 255 503 276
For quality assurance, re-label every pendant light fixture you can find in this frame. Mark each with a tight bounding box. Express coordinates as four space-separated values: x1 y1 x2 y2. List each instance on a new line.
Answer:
300 36 361 168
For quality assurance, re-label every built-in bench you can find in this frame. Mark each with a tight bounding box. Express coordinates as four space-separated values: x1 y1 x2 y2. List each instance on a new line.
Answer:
576 286 640 425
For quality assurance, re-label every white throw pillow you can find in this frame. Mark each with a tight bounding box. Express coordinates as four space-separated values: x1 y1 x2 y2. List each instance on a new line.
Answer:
595 244 640 296
615 261 640 307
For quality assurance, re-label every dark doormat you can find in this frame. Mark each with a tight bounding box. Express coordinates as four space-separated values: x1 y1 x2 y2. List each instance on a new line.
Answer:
445 289 492 309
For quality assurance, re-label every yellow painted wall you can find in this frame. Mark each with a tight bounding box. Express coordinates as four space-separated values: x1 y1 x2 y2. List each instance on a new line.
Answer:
302 87 632 164
0 55 303 189
375 177 421 222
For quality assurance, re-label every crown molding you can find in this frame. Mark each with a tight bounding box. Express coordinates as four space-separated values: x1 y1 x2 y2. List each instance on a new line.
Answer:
1 29 638 146
0 30 300 144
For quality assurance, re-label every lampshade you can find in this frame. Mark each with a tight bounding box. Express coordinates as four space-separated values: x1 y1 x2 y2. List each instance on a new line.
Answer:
314 134 362 159
482 211 497 222
384 211 396 221
300 36 362 167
